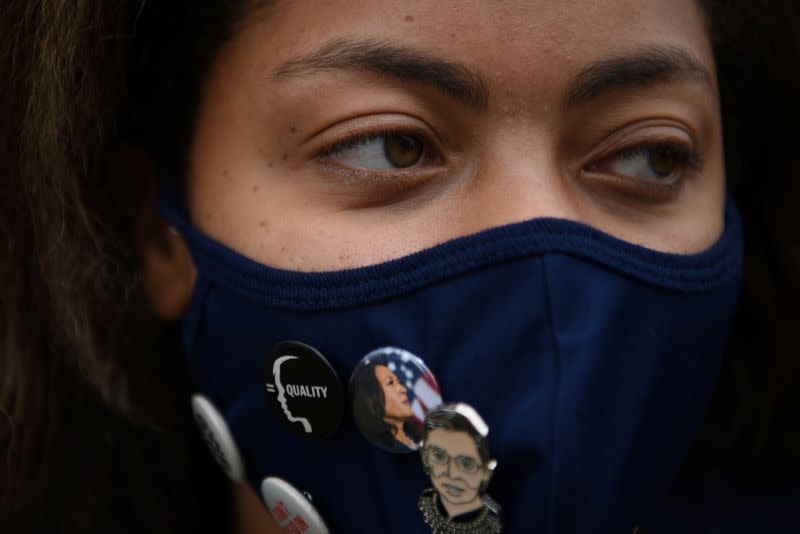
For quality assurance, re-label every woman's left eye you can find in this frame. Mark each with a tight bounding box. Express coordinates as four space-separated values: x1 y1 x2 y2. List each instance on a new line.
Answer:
585 142 699 183
321 132 435 170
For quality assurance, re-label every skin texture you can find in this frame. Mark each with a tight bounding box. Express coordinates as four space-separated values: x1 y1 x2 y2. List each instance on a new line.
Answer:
424 429 490 517
186 0 723 275
374 365 415 447
142 1 723 531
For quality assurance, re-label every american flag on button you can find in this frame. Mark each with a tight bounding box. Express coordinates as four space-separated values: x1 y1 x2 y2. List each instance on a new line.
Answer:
383 348 442 425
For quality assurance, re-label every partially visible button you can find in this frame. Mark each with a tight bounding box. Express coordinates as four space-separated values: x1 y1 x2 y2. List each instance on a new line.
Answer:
191 394 245 483
263 341 344 440
261 477 330 534
350 346 443 453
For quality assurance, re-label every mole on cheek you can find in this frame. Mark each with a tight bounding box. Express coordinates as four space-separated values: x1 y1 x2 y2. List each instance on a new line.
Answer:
252 185 259 193
289 126 297 134
282 152 288 161
404 15 414 23
259 219 269 229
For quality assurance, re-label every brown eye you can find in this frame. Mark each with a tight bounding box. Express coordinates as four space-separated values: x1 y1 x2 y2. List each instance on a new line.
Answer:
324 132 429 170
586 141 698 182
648 145 680 178
384 134 423 168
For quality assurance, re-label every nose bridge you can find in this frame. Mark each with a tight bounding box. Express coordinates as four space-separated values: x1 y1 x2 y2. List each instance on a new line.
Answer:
438 455 451 476
446 454 469 478
454 131 582 235
450 455 461 473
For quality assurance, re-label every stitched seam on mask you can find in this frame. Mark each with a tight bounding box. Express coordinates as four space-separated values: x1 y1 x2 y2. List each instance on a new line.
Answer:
188 202 740 286
201 230 735 287
541 256 563 534
208 214 733 277
163 195 742 309
204 216 734 281
189 229 741 309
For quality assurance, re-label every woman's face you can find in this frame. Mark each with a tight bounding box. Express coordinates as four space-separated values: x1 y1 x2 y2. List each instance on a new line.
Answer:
187 0 722 273
424 428 488 508
374 364 413 420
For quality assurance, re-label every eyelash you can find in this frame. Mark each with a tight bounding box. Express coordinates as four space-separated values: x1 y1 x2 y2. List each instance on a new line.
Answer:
315 129 702 186
316 128 432 159
604 140 701 170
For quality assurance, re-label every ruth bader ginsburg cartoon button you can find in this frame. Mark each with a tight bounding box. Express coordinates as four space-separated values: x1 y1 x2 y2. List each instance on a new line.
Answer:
191 394 245 482
418 403 502 534
351 346 443 453
263 341 344 439
261 477 330 534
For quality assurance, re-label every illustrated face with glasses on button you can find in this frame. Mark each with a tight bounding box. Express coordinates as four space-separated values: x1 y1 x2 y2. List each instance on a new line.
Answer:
420 404 499 520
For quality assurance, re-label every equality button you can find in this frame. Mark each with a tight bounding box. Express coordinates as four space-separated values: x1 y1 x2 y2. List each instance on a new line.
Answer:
191 394 245 482
261 477 330 534
263 341 343 439
350 346 443 453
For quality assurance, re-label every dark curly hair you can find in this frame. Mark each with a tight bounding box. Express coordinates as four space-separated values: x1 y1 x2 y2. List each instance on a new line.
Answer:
422 403 493 468
352 354 422 449
1 1 798 533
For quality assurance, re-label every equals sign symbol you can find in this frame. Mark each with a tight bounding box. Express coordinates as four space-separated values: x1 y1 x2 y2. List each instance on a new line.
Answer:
265 383 276 393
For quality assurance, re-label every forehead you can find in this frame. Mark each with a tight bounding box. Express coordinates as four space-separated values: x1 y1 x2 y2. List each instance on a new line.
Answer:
240 0 713 96
373 365 394 380
426 428 480 457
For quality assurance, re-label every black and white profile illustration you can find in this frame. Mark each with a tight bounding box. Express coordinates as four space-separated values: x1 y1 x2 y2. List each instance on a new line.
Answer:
263 341 344 440
272 355 312 433
418 403 502 534
351 347 442 453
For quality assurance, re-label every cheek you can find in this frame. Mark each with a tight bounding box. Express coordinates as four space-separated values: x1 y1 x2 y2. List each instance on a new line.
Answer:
431 464 448 477
461 471 485 489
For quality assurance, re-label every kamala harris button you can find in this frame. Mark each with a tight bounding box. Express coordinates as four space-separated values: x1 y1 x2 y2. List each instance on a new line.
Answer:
351 346 443 453
191 394 245 482
261 477 330 534
263 341 344 439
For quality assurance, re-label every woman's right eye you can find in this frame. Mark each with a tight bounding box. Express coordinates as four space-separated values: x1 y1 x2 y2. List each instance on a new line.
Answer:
321 132 436 170
584 141 699 184
430 448 448 463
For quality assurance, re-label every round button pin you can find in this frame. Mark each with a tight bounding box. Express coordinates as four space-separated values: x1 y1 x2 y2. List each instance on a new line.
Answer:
263 341 344 439
191 394 245 482
351 346 443 453
261 477 330 534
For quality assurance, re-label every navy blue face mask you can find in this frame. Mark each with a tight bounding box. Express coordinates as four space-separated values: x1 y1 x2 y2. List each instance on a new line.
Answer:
159 189 742 533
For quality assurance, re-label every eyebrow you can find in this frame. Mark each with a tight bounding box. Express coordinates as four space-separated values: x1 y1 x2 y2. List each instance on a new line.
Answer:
273 38 490 111
564 45 713 108
274 39 713 113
